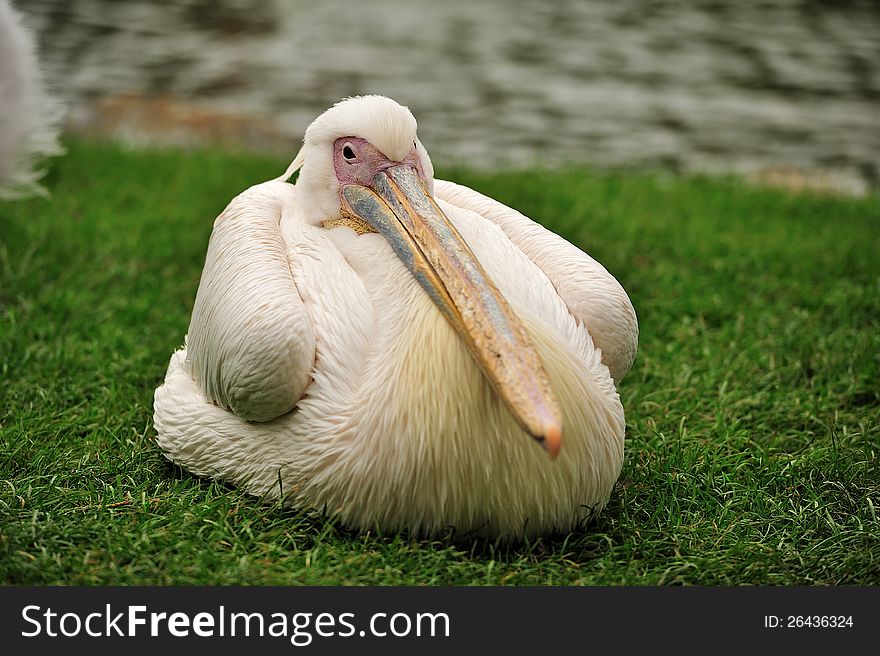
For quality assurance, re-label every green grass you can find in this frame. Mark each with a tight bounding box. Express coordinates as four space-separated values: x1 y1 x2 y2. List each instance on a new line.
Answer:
1 140 878 585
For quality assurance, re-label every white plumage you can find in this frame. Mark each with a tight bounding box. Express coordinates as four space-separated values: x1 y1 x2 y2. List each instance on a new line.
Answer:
154 96 637 538
0 0 63 199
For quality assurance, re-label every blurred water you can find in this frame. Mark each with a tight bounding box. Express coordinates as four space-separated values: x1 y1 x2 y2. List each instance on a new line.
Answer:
14 0 880 191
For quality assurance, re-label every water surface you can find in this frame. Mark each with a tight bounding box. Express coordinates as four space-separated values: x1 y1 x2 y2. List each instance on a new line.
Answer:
17 0 880 191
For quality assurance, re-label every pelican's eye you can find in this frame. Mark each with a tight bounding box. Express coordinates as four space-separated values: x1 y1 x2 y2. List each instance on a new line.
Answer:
342 144 356 161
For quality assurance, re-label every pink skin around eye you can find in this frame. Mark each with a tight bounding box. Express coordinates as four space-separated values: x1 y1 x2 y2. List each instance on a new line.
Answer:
332 136 427 188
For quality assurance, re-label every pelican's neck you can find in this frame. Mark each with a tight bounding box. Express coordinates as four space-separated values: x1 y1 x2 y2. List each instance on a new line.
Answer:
290 152 342 227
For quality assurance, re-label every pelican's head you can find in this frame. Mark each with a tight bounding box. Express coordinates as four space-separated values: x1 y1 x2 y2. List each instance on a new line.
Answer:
286 96 433 223
286 96 563 458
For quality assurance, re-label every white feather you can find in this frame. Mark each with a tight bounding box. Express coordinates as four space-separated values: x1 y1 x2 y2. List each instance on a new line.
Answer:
0 0 63 199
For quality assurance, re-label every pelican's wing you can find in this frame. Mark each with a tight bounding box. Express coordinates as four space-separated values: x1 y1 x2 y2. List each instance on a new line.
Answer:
185 180 316 422
434 179 638 382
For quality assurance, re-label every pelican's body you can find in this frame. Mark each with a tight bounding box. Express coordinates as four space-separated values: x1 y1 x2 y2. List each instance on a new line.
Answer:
0 0 63 199
154 96 637 538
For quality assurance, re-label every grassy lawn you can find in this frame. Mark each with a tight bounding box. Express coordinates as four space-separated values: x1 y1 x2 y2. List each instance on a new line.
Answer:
1 140 878 585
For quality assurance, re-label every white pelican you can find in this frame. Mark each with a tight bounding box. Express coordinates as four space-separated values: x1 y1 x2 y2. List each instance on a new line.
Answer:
154 95 638 538
0 0 63 199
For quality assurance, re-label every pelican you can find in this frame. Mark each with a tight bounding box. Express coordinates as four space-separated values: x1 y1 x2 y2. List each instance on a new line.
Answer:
154 95 638 538
0 0 63 199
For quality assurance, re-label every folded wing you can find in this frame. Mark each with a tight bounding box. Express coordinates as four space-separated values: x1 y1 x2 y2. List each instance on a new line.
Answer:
434 179 638 383
185 181 316 421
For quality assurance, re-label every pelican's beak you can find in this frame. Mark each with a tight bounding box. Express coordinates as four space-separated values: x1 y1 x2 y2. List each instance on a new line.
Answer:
341 165 563 458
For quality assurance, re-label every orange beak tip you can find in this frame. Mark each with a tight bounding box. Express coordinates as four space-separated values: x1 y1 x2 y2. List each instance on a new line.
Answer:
542 423 563 460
